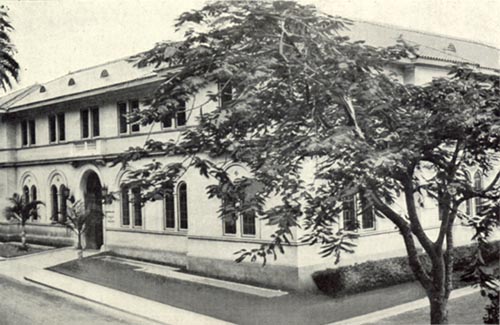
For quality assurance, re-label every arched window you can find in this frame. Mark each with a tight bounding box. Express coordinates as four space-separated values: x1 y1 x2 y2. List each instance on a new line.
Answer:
50 185 59 222
464 172 472 216
474 171 483 215
132 187 143 227
30 185 37 202
60 185 68 222
121 185 130 226
178 182 188 230
22 185 30 204
164 185 175 229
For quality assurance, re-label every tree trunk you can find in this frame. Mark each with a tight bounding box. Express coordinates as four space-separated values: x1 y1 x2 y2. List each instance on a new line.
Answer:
76 232 82 250
20 224 27 250
429 291 449 324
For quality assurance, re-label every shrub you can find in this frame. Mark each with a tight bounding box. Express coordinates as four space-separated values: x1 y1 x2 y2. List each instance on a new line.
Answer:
313 241 499 296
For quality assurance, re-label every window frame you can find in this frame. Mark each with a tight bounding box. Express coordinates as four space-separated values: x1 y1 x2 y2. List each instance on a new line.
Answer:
342 193 376 232
117 100 141 135
81 106 100 139
120 185 144 229
21 119 36 147
47 113 66 143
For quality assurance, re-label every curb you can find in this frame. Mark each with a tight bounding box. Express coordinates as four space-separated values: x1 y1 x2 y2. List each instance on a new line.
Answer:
327 286 479 325
0 245 71 261
26 269 233 325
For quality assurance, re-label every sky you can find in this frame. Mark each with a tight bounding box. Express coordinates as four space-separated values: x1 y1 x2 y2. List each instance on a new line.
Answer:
2 0 499 93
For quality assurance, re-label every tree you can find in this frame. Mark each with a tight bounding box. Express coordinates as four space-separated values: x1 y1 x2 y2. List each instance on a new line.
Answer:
4 193 44 250
59 197 101 259
115 1 500 323
0 5 19 90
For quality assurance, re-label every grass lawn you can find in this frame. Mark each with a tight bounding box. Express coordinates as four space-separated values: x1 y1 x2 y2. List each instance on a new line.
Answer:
371 292 489 324
49 253 430 325
0 242 53 258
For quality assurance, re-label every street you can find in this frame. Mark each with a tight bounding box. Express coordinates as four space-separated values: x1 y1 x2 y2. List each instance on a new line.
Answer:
0 274 154 325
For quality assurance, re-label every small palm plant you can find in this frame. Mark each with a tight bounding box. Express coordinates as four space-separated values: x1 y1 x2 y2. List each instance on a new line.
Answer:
60 198 98 259
4 193 44 250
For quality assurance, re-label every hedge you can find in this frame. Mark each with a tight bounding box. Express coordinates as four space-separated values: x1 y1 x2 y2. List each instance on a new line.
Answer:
313 241 500 297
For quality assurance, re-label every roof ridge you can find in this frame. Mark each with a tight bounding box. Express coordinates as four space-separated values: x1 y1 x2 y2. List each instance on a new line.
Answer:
352 18 500 50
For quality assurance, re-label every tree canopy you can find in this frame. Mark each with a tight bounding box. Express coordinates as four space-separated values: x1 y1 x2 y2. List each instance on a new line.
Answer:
115 1 500 323
0 6 19 91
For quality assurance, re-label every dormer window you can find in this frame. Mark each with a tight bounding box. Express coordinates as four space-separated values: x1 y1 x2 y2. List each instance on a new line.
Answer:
40 86 46 93
100 69 109 78
445 43 456 52
68 78 75 86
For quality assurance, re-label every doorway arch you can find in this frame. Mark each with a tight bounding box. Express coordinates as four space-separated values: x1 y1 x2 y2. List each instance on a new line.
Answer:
82 171 104 249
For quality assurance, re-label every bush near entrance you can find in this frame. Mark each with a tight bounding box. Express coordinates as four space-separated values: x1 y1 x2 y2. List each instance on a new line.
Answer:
313 241 500 296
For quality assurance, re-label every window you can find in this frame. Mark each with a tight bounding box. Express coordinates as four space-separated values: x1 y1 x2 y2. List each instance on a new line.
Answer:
81 107 100 139
50 185 59 222
22 186 30 203
474 171 483 215
118 100 140 134
29 120 36 145
222 197 256 236
21 119 36 146
48 114 65 143
121 186 130 226
60 185 68 222
343 196 357 231
178 182 188 230
132 187 142 227
30 185 38 221
164 185 175 229
161 100 187 129
120 185 143 228
342 193 375 231
242 211 256 236
465 172 472 216
218 81 233 108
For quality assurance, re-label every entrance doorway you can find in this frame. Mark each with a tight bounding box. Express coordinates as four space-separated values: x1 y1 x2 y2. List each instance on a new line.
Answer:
84 171 103 249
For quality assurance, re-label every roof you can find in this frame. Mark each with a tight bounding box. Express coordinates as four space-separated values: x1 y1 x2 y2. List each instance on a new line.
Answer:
1 20 498 111
3 57 157 111
346 20 499 69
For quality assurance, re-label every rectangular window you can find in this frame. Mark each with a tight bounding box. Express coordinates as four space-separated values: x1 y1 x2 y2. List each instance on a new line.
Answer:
343 197 356 231
91 107 100 137
49 115 57 142
57 113 65 141
165 193 175 229
176 100 187 127
178 183 188 230
162 116 172 129
242 212 256 236
81 109 89 138
121 187 130 226
132 187 142 227
130 100 140 133
28 120 36 145
21 120 28 146
360 194 375 229
81 107 100 139
223 198 237 235
118 102 128 134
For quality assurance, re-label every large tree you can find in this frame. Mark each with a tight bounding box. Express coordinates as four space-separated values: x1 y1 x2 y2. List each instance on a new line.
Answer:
115 1 500 323
0 5 19 90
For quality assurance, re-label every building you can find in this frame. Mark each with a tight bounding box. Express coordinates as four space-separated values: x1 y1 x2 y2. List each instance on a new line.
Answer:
0 21 498 291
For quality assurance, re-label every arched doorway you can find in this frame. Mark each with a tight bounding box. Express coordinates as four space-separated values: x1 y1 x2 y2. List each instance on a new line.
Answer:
84 171 103 249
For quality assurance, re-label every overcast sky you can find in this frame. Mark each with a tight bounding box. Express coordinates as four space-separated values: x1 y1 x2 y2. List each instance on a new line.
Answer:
3 0 499 93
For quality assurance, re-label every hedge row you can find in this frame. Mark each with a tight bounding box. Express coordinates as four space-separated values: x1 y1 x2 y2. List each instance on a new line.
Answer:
313 241 500 297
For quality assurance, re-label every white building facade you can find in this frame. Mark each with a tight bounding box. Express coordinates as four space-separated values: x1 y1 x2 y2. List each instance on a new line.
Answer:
0 21 498 291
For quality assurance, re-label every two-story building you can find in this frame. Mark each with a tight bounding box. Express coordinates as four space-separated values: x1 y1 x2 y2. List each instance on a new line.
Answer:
0 21 498 291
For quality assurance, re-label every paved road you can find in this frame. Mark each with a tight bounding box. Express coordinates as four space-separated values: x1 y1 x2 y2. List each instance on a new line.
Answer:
0 274 155 325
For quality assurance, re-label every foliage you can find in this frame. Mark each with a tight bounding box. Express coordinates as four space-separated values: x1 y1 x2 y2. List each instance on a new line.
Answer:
0 5 19 90
313 241 499 296
60 198 100 250
114 1 500 323
4 193 44 226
